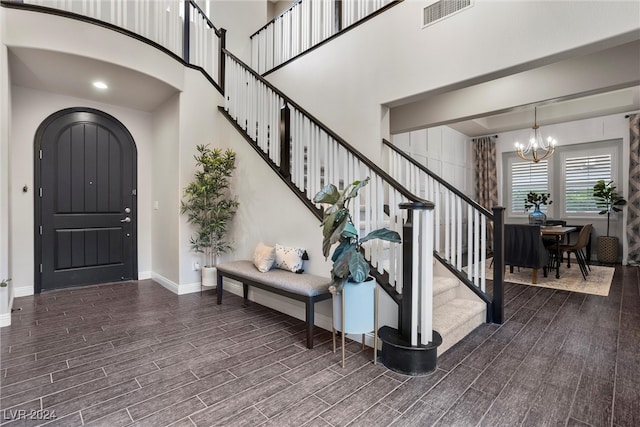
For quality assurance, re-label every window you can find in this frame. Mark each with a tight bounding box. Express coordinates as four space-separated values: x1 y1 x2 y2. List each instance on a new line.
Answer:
509 160 549 214
503 139 621 219
565 154 612 213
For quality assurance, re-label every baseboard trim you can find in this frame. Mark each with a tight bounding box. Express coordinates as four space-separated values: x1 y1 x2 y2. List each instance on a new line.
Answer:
14 286 34 298
151 273 180 294
138 271 152 280
0 311 10 327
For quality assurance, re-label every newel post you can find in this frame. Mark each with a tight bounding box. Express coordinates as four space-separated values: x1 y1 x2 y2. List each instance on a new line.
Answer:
399 208 414 339
492 206 505 324
280 103 291 179
378 200 441 376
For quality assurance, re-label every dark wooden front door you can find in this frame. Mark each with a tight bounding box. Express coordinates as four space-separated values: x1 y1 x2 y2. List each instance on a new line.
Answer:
35 108 137 292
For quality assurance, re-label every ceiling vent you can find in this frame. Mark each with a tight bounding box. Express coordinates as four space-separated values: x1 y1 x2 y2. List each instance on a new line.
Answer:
423 0 472 27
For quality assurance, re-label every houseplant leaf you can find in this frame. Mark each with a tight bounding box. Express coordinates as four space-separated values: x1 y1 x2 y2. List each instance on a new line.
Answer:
360 228 402 244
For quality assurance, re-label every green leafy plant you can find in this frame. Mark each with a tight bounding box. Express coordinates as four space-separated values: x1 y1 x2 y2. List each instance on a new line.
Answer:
313 177 401 289
593 180 627 236
181 145 239 267
524 192 552 210
0 278 10 288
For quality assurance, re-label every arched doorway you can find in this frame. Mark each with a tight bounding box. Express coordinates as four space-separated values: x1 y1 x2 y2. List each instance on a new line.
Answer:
34 108 138 292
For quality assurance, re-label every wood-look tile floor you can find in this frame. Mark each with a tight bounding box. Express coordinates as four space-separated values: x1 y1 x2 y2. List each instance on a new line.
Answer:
1 265 638 427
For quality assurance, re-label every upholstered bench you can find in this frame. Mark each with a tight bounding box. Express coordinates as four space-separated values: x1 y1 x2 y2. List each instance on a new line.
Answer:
216 260 331 349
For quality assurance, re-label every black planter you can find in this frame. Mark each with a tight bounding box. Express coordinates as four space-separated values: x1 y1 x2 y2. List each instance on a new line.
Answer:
378 326 442 376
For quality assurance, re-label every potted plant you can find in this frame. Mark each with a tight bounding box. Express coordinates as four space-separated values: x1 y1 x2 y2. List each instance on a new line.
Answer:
524 191 552 225
593 179 627 263
181 145 239 286
313 177 401 361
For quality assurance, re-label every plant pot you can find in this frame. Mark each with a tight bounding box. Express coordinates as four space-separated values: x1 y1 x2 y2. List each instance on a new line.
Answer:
597 236 619 264
201 266 217 287
332 278 375 334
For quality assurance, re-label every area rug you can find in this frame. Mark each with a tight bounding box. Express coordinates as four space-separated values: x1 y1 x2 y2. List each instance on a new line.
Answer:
486 260 614 296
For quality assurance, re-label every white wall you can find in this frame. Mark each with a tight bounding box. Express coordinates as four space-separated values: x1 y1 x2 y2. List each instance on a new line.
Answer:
495 113 631 263
0 12 12 325
265 0 639 166
392 125 474 198
177 69 226 291
9 86 154 296
150 94 181 288
209 0 270 64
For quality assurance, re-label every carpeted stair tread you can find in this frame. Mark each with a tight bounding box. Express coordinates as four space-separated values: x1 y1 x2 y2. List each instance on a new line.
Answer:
433 275 459 294
433 298 486 354
433 275 460 308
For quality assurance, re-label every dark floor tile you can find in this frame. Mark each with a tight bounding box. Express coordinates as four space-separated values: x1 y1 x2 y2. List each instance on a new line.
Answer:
348 402 401 427
126 370 233 421
390 400 443 427
570 373 614 427
260 395 330 427
255 369 341 418
314 363 386 406
521 382 575 427
40 411 83 427
45 379 140 419
197 363 288 407
0 266 635 427
461 339 505 370
488 319 526 344
129 396 205 427
383 369 446 413
81 370 198 423
317 375 401 426
421 364 482 411
471 351 522 397
435 387 494 426
192 376 291 426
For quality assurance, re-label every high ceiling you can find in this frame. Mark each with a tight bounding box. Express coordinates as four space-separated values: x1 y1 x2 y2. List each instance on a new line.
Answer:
8 47 178 112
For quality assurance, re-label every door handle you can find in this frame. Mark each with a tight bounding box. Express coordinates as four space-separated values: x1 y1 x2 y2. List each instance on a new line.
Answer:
120 217 131 223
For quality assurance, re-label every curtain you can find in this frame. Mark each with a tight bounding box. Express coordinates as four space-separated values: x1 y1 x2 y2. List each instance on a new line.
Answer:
627 114 640 265
473 136 498 210
474 136 498 251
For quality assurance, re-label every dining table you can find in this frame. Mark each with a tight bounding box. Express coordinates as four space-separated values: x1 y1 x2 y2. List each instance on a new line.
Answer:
541 225 576 278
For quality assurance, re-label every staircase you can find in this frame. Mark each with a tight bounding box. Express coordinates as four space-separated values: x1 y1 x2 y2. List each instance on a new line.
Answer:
432 264 486 353
7 0 506 370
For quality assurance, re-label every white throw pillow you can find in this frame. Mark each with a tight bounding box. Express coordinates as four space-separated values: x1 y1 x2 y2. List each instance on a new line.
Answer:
253 242 276 272
274 244 305 273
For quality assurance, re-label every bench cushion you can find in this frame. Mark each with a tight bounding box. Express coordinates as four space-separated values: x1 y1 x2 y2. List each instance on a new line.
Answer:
217 260 331 297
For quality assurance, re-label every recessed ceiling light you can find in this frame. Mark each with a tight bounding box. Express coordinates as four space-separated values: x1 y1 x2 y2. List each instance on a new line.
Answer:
93 81 108 90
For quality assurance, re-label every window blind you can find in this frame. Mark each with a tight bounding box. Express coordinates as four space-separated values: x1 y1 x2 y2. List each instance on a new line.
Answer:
511 160 549 213
565 154 612 213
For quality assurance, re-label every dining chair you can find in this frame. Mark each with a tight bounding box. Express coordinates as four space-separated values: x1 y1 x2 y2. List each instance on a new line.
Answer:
504 224 550 284
558 223 592 280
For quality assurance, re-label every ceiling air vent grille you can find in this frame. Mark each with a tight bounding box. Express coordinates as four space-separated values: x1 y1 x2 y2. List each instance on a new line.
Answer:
423 0 472 27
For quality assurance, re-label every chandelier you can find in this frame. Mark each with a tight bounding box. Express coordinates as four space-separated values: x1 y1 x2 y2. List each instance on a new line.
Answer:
515 107 557 163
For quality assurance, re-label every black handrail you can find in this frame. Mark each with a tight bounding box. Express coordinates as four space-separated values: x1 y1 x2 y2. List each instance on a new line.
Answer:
187 0 222 35
382 138 494 220
224 48 428 206
250 0 305 38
